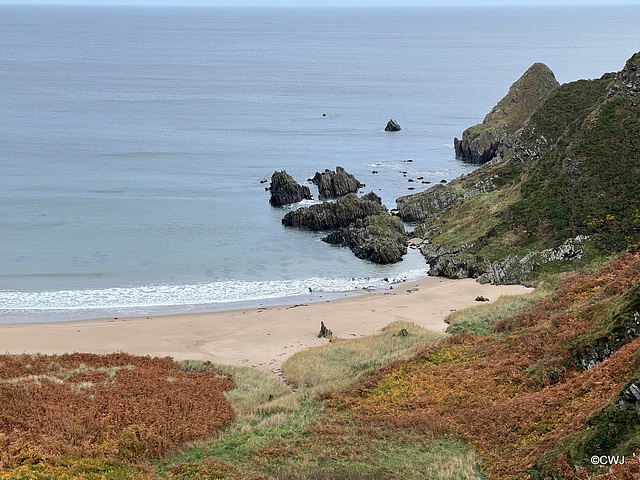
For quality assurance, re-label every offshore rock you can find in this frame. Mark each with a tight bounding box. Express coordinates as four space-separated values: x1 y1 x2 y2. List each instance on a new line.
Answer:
281 193 387 231
385 119 401 131
323 213 407 264
454 63 559 164
268 170 312 207
311 166 365 200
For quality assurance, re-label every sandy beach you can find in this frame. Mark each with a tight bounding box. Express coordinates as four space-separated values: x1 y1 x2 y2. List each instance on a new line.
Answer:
0 276 531 376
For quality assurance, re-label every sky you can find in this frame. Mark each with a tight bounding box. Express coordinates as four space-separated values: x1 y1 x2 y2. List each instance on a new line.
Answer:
1 0 640 6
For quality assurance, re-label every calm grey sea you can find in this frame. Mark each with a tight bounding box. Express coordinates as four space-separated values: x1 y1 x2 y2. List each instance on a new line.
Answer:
1 5 639 322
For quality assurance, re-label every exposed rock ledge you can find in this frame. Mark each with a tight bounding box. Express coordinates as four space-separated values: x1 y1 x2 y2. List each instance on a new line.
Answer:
421 236 589 285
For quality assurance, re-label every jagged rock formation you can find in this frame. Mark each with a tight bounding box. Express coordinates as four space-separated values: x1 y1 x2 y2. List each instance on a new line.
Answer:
268 170 312 207
606 51 640 105
361 191 383 204
311 167 365 200
282 193 406 264
317 321 333 339
421 236 589 285
396 183 462 224
454 63 559 164
385 119 401 131
323 213 407 264
282 193 386 230
618 378 640 419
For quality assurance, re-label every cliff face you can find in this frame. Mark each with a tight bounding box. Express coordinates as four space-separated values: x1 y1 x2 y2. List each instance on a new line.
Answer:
454 62 559 164
400 52 640 284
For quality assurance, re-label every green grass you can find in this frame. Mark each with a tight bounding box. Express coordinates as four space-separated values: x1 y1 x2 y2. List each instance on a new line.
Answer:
282 321 444 392
446 289 549 336
154 321 482 480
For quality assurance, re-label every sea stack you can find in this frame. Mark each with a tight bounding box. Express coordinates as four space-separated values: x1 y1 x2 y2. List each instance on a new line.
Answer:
268 170 312 207
385 119 401 131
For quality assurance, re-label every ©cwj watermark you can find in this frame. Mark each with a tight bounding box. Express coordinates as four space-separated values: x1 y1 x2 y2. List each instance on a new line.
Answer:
590 455 634 466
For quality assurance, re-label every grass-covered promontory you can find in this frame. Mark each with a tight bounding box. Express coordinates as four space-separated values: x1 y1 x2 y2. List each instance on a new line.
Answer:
401 52 640 281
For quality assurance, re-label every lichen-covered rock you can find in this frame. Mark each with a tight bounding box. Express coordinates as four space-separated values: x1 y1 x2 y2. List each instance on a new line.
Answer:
281 193 386 231
454 62 559 164
427 253 486 279
311 166 365 200
322 213 407 264
268 170 312 207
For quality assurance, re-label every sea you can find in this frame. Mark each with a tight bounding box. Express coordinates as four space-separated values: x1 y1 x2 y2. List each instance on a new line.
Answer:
1 4 639 323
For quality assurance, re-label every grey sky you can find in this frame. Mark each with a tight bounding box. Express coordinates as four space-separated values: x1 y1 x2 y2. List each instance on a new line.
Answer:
2 0 640 6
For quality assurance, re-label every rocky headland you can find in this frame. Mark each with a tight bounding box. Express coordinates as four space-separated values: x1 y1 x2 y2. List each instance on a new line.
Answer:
399 51 640 284
453 62 559 165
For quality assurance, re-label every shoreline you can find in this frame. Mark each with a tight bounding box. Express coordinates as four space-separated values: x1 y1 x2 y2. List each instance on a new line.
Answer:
0 275 532 376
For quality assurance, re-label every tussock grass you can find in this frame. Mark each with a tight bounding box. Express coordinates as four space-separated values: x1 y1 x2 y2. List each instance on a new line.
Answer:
281 321 444 392
445 289 549 336
157 321 475 480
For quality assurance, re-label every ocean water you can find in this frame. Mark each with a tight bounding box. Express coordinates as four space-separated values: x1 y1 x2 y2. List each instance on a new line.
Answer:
1 5 639 322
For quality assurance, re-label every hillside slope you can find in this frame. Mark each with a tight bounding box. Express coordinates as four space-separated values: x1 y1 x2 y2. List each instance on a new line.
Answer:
329 251 640 479
399 52 640 284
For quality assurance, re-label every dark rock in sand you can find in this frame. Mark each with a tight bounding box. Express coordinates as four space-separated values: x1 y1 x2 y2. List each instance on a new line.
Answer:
268 170 312 207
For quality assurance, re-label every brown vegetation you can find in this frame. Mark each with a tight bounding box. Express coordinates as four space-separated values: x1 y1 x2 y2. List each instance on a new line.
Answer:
0 353 235 472
325 253 640 479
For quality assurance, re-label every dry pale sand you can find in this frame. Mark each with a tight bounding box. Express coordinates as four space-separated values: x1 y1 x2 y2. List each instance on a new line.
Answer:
0 277 532 376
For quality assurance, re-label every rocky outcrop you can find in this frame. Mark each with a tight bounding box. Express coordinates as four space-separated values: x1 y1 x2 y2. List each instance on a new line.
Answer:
476 236 588 284
311 167 365 200
578 280 640 370
282 193 386 231
618 379 640 419
361 191 383 204
268 170 312 207
323 213 407 264
606 51 640 105
422 236 589 285
396 184 461 224
385 119 401 132
282 193 407 264
454 63 559 164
